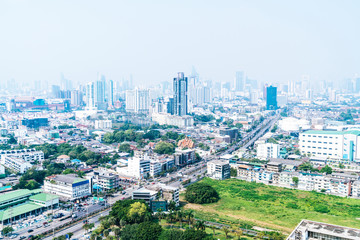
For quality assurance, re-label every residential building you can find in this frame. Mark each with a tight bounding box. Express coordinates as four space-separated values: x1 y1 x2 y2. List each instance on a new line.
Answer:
127 155 150 179
132 188 157 204
219 127 239 143
1 156 32 173
174 149 195 167
93 171 120 191
207 160 230 180
352 180 360 197
0 148 44 162
44 174 91 201
94 120 112 129
287 219 360 240
150 160 162 177
21 118 49 128
151 113 194 128
256 143 280 160
126 88 150 113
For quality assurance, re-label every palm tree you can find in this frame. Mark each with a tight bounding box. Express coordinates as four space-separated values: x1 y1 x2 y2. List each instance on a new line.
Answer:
185 210 194 227
176 211 183 227
119 219 127 229
222 226 230 238
257 231 265 239
235 229 243 239
210 225 216 236
195 220 206 231
108 216 117 227
112 227 121 238
103 229 110 238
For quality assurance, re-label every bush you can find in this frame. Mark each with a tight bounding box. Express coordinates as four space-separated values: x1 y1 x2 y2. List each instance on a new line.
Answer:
185 182 220 204
314 204 330 213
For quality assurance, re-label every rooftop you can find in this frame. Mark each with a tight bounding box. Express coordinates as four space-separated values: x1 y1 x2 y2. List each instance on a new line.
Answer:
288 220 360 240
303 130 360 136
29 193 58 202
0 189 41 204
47 174 87 184
0 203 42 221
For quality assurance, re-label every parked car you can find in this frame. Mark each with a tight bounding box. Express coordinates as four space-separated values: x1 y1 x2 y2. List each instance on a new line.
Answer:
27 229 33 233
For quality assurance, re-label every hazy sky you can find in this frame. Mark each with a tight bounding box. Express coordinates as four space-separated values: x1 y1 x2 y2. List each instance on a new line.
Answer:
1 0 359 87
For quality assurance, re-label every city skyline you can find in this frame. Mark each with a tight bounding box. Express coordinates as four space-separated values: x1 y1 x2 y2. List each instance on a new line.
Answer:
1 0 360 86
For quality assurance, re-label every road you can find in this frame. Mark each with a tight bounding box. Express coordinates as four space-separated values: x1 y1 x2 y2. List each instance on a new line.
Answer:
43 210 110 240
14 203 105 238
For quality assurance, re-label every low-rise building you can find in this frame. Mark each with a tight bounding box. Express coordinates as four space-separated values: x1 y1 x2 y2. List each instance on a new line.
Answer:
207 160 230 180
44 174 91 201
0 149 44 162
1 156 32 174
93 171 120 191
256 143 279 160
287 219 360 240
174 149 195 167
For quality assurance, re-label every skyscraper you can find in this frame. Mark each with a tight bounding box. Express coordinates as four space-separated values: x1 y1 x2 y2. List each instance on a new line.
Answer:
234 71 245 91
266 86 277 110
86 82 95 109
173 72 188 116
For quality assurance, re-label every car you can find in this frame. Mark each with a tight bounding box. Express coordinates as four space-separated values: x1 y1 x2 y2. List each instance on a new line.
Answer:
20 236 26 240
27 229 33 233
9 235 16 239
36 224 42 228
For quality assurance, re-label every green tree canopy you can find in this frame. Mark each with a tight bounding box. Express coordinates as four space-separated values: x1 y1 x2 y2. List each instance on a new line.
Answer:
154 142 175 155
185 182 220 204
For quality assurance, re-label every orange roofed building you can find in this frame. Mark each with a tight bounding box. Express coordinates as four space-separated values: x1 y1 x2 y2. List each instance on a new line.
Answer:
177 137 194 149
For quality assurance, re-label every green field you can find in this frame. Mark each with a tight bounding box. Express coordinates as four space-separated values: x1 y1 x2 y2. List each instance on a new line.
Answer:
183 178 360 234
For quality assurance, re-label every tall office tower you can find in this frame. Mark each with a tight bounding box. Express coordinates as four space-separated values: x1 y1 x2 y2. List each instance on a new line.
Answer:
51 85 61 98
86 82 95 109
250 91 258 104
71 90 83 107
107 79 114 107
94 80 107 110
234 71 245 91
266 86 277 110
305 89 313 100
60 73 72 91
173 72 188 116
125 88 150 113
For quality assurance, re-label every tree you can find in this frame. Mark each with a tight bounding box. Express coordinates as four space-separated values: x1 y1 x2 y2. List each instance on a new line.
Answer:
222 227 230 238
135 222 163 240
195 220 206 231
210 225 216 236
235 229 243 239
292 177 299 186
127 202 151 223
158 229 183 240
154 141 175 155
230 168 237 177
119 143 132 153
181 229 208 240
185 182 220 204
120 224 139 240
110 199 151 224
2 226 14 236
320 165 332 175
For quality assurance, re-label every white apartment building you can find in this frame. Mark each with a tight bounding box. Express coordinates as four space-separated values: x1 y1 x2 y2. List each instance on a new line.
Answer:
44 174 91 200
352 180 360 197
299 130 360 161
256 143 280 160
0 164 5 175
150 160 162 177
126 88 150 113
94 120 112 129
207 160 231 180
0 149 44 162
127 156 150 179
1 156 32 173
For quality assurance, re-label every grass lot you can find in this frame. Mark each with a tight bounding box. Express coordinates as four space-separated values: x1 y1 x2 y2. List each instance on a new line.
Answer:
183 178 360 234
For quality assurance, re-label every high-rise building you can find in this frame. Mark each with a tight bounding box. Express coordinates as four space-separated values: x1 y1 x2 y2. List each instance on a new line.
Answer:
107 79 114 107
266 86 277 110
71 90 83 107
86 82 95 109
173 72 188 116
234 71 245 91
125 88 150 113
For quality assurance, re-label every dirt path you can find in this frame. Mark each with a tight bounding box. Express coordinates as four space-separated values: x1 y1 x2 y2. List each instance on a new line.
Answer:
184 203 293 234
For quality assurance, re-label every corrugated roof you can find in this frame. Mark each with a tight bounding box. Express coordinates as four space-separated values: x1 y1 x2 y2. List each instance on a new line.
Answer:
0 203 42 221
304 130 360 136
0 189 41 204
29 193 58 202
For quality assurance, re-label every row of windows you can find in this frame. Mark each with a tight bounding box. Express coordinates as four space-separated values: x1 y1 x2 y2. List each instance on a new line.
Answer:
305 135 338 139
301 146 337 150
